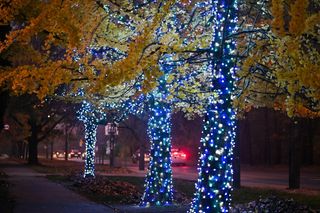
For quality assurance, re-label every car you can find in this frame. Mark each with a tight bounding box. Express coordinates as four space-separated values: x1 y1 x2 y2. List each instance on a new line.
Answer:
53 150 65 158
81 152 86 160
0 154 9 159
132 148 188 166
171 148 187 165
68 149 82 159
132 150 150 163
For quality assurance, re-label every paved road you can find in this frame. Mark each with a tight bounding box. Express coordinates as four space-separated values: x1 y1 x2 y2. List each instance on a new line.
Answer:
66 157 320 191
67 157 320 192
124 165 320 192
1 161 115 213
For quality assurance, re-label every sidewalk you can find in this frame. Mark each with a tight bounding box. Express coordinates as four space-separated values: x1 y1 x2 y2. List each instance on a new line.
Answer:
1 160 114 213
0 160 189 213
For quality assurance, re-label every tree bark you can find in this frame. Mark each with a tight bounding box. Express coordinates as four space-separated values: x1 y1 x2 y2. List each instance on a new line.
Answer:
140 98 173 206
233 120 241 188
0 91 9 131
83 121 98 178
45 143 49 159
264 108 271 165
109 134 115 167
28 119 39 165
304 119 314 165
24 143 28 160
50 141 53 160
139 144 145 171
288 120 301 189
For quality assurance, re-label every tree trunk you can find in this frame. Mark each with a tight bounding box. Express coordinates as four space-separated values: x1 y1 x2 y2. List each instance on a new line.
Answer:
288 120 301 189
45 143 49 159
264 108 271 165
140 98 173 206
139 144 145 171
0 91 9 131
233 120 241 189
303 119 314 165
16 141 22 158
109 134 115 167
83 121 98 178
273 113 282 164
24 143 28 160
101 145 105 165
190 1 237 210
241 117 252 164
28 119 39 165
50 141 53 160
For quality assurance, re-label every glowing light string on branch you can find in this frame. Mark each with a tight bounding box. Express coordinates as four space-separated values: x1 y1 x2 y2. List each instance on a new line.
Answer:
77 86 144 178
190 0 238 212
76 44 137 178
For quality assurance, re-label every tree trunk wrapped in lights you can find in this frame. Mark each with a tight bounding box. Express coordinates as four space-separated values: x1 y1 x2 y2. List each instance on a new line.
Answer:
78 98 105 178
140 97 173 206
83 118 98 178
140 57 175 206
190 0 238 212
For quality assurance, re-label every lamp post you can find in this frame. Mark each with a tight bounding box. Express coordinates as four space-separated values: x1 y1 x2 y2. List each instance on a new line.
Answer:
106 123 118 167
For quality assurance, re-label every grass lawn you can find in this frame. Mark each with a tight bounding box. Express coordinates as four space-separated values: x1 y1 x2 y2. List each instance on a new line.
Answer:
47 174 320 210
232 187 320 210
27 158 132 175
25 158 320 210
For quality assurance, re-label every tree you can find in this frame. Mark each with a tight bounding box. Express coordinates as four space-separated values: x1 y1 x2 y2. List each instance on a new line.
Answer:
0 25 11 131
0 0 177 100
237 0 320 117
189 0 238 211
236 0 320 189
4 95 70 164
76 96 106 177
0 90 9 131
0 0 178 175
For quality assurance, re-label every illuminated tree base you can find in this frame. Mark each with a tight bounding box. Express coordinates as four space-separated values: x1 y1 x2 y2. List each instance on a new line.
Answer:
190 103 235 213
83 121 98 178
190 0 237 211
140 98 173 206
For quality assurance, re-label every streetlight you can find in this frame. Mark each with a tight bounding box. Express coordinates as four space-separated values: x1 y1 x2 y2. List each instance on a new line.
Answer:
4 124 9 130
105 123 118 167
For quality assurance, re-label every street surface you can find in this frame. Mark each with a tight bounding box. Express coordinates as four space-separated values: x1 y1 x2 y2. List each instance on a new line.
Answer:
171 165 320 191
68 157 320 192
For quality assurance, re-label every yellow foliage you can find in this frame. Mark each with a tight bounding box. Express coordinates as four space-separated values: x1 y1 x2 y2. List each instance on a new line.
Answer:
0 0 182 100
271 0 286 37
289 0 308 37
238 0 320 118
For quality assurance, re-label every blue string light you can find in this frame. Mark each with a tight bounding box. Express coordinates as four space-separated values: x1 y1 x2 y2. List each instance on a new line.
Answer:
140 96 173 206
140 57 175 206
190 0 238 212
83 118 98 178
77 95 106 178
